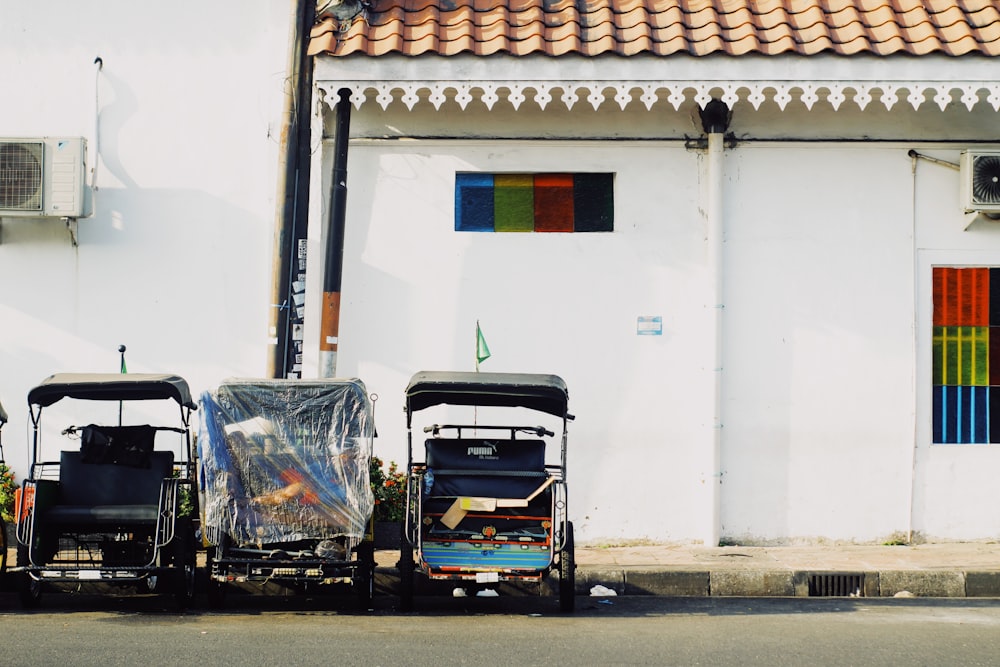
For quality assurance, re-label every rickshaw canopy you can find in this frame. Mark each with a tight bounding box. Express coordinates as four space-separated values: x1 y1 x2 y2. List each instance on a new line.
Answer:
0 398 7 425
405 371 569 425
27 373 197 410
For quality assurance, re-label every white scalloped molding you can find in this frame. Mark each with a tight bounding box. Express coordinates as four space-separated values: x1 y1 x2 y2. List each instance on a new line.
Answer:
317 80 1000 112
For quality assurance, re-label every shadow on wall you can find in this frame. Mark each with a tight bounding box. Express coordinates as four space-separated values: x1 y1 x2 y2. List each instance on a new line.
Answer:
0 187 262 250
0 187 268 464
96 68 140 191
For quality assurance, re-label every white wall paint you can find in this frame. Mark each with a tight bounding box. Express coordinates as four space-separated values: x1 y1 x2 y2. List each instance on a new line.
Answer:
0 2 290 475
3 3 999 544
330 138 927 544
721 146 917 543
331 141 718 543
913 150 1000 539
319 124 1000 544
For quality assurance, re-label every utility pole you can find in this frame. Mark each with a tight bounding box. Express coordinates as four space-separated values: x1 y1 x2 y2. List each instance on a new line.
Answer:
266 0 315 378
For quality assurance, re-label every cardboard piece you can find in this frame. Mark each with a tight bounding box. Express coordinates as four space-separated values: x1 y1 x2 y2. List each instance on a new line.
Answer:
439 477 555 529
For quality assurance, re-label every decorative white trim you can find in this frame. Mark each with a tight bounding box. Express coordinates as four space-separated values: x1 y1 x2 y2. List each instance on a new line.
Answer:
317 80 1000 112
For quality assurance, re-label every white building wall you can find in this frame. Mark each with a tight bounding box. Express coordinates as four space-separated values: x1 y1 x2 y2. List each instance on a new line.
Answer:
721 145 918 543
2 4 999 545
913 150 1000 540
0 2 290 474
321 111 1000 544
330 141 718 543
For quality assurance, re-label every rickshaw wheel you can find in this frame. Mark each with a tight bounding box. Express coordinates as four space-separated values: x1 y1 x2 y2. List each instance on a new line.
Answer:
353 540 375 609
398 535 415 611
171 520 197 610
174 563 194 611
558 521 576 613
18 575 41 608
206 578 227 609
0 517 6 573
16 546 41 609
206 538 228 609
173 562 195 610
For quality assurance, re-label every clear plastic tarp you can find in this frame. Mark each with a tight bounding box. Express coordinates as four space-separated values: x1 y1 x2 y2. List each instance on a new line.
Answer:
198 378 374 547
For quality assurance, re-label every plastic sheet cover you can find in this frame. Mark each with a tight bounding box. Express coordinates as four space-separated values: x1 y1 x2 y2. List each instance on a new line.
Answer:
198 379 374 547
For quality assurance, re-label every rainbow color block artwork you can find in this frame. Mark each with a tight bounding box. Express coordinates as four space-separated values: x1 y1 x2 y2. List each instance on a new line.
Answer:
455 173 614 233
932 267 1000 444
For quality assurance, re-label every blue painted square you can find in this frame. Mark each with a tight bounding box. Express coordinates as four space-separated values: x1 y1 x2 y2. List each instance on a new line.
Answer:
455 173 494 231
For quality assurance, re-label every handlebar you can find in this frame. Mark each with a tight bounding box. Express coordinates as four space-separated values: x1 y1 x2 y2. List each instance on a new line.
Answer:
423 424 555 438
61 425 187 435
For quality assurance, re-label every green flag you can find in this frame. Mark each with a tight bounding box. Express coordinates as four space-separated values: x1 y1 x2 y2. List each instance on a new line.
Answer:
476 321 491 369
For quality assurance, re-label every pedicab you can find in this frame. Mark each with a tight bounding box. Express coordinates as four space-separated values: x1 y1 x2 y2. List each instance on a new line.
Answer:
12 373 198 608
198 378 376 607
399 371 576 612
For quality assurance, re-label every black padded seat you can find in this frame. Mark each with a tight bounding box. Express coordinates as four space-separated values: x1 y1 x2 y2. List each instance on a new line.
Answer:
421 438 553 539
425 438 548 499
44 450 173 526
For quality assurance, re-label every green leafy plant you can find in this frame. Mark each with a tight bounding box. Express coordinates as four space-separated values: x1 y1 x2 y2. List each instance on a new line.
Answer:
0 462 17 523
370 455 407 522
171 468 196 518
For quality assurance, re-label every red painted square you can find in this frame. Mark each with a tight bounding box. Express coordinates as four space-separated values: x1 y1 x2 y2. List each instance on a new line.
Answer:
934 267 989 327
534 174 574 232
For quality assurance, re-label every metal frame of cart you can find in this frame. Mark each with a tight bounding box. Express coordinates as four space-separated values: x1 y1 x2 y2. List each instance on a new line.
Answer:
399 370 576 612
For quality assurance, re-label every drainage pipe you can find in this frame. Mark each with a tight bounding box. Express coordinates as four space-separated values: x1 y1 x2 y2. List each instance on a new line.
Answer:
266 0 313 378
319 89 352 378
702 100 729 547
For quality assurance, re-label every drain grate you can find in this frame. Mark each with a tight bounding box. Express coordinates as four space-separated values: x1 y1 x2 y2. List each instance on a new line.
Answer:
808 573 865 597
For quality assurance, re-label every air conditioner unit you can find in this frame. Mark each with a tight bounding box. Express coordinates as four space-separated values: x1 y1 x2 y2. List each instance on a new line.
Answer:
0 137 88 218
960 150 1000 214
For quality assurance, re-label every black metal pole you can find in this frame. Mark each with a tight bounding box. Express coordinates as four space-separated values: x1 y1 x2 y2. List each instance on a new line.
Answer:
118 344 126 424
319 88 352 378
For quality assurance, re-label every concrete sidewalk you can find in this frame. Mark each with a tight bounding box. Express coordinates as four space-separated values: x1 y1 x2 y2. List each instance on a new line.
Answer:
377 542 1000 598
5 542 1000 599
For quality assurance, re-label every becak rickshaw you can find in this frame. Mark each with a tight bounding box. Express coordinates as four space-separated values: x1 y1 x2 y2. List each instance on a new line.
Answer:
12 373 198 609
198 378 376 607
399 371 576 612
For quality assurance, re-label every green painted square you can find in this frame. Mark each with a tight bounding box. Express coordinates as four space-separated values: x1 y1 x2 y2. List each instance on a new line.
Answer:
934 326 989 386
494 175 534 232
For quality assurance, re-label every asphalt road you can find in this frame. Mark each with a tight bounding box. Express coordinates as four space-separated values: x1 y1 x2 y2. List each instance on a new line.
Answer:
2 594 1000 666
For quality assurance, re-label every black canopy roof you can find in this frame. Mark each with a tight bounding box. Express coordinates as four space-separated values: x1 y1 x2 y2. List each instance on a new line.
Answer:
27 373 197 409
405 371 569 423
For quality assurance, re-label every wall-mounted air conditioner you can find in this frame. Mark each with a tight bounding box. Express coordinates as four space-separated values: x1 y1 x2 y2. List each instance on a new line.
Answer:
960 150 1000 215
0 137 88 218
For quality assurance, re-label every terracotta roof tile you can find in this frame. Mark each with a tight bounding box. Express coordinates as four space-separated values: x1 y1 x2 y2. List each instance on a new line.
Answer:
308 0 1000 58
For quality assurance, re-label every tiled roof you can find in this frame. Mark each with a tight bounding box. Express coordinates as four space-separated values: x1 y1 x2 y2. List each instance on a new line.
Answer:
309 0 1000 58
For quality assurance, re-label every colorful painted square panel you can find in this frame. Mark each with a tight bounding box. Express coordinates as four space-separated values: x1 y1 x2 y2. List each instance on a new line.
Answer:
455 173 614 232
932 267 1000 444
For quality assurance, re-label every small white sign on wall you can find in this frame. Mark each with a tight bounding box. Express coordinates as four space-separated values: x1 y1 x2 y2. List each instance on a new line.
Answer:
637 316 662 336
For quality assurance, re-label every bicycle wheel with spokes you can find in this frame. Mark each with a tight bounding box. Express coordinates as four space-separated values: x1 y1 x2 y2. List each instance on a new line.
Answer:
16 545 41 608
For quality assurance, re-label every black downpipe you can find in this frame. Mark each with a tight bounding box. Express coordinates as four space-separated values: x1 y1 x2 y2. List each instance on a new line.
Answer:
319 88 352 375
326 89 351 295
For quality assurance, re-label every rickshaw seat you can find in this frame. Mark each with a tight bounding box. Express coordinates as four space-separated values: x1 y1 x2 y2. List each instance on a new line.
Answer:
424 438 548 499
44 449 174 526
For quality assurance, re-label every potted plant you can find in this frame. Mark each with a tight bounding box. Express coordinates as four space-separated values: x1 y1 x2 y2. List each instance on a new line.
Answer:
370 456 406 548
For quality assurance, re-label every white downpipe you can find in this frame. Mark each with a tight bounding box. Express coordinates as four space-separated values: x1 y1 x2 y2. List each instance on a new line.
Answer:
706 131 725 547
